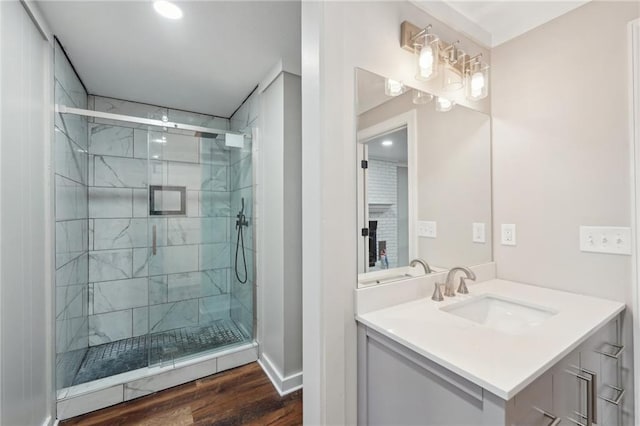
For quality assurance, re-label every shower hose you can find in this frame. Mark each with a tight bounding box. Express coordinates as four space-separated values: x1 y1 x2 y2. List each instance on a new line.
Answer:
235 198 248 284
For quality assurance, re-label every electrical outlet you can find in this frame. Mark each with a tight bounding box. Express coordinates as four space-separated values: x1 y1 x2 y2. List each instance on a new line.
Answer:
418 221 437 238
501 224 516 246
580 226 631 255
472 223 486 243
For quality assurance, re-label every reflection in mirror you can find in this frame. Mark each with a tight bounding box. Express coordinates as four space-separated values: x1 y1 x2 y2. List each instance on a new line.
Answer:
356 68 492 286
364 128 408 271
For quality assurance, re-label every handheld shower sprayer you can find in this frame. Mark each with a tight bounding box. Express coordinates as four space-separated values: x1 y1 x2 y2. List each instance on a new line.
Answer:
235 198 249 284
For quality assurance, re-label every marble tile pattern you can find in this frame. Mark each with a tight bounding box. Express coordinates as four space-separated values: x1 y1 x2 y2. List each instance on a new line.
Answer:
86 96 253 345
54 38 90 394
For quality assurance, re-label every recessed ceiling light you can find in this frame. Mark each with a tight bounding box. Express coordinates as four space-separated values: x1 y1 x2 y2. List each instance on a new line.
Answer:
382 140 393 146
154 1 183 20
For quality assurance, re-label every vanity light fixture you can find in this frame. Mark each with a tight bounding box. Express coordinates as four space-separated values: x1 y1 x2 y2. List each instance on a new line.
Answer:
154 1 183 19
384 78 404 96
466 57 489 100
435 97 455 112
413 25 439 81
412 90 433 105
401 20 489 102
382 140 393 146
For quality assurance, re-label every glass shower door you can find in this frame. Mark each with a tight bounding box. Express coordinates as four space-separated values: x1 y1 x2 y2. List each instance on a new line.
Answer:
145 128 251 367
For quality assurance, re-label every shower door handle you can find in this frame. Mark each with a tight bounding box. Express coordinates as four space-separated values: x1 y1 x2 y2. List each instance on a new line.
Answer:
152 225 157 255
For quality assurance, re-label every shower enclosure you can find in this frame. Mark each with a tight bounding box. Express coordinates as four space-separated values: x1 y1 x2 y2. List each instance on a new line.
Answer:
54 104 255 394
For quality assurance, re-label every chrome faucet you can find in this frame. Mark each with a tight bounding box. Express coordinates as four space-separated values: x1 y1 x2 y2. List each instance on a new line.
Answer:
443 266 476 297
409 258 432 275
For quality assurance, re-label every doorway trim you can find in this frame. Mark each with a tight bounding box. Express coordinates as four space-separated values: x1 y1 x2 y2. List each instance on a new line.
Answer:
356 109 418 274
629 17 639 426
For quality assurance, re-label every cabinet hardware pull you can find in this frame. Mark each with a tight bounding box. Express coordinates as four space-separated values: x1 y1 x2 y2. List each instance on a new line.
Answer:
595 342 624 359
535 408 562 426
582 368 597 425
152 225 157 255
599 384 625 406
567 368 596 426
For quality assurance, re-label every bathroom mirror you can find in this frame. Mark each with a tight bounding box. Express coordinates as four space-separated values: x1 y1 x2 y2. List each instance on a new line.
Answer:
356 68 491 285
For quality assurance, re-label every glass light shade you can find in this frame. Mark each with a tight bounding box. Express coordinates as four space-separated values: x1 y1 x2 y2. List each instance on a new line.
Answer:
442 64 464 92
385 78 404 96
435 97 455 112
153 1 183 19
414 34 439 81
465 64 489 101
412 90 434 105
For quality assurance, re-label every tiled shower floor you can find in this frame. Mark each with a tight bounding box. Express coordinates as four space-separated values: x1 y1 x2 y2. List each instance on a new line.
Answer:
69 319 247 386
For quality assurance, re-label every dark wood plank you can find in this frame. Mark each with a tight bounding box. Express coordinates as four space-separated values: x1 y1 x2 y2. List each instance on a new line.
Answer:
61 363 302 426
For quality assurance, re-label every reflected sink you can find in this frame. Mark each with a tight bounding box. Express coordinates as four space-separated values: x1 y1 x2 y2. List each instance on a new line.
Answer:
441 294 557 334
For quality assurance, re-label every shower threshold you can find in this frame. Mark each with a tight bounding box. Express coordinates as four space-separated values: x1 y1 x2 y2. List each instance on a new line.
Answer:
56 321 258 420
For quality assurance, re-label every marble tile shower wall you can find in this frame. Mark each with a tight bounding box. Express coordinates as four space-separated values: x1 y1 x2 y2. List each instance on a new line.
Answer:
86 96 235 345
229 91 258 336
54 41 89 388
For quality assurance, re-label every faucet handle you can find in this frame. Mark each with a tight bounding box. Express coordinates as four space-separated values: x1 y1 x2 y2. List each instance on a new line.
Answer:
457 277 469 294
432 282 444 302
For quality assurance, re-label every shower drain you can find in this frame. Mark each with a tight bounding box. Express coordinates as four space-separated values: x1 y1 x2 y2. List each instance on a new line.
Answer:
71 319 247 386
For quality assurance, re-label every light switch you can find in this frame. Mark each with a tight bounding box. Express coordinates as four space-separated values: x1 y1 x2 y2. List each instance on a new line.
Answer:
472 223 486 243
501 224 516 246
418 221 437 238
580 226 631 255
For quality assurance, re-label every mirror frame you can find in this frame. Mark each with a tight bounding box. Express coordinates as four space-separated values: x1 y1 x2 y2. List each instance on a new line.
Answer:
357 110 418 273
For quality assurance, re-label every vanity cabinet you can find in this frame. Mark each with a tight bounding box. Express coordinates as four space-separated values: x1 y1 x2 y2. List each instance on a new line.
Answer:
357 315 624 426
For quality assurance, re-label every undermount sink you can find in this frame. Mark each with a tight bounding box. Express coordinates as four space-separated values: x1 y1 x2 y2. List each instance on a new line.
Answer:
441 294 557 334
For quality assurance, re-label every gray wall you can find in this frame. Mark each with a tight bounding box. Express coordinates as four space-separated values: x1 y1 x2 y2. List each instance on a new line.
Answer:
492 2 640 422
1 1 53 424
259 72 303 387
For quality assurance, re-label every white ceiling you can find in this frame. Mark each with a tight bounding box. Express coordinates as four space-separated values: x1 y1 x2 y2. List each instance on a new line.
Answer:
37 1 301 117
367 128 408 164
412 0 590 47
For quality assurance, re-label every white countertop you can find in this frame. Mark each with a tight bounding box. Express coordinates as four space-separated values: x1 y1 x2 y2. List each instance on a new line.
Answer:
356 279 625 400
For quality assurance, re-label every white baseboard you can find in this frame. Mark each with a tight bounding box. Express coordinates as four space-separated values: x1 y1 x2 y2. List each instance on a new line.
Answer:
258 354 302 396
41 415 57 426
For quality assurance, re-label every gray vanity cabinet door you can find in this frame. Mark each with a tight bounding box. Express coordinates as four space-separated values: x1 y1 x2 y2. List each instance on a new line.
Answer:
366 338 484 425
551 349 583 425
506 370 554 426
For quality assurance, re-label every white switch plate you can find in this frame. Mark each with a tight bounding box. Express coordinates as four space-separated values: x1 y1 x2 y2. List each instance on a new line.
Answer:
472 223 486 243
501 224 516 246
580 226 631 255
418 221 437 238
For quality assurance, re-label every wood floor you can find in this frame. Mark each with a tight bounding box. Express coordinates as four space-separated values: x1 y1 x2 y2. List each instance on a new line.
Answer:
61 363 302 426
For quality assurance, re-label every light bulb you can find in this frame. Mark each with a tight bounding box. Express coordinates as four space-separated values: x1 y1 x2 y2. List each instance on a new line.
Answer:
436 97 454 112
385 79 404 96
418 46 434 78
382 140 393 146
412 90 433 105
153 1 183 19
470 71 485 98
415 34 439 81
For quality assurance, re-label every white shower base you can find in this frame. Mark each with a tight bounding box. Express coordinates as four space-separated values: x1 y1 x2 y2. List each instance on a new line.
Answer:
56 341 258 420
